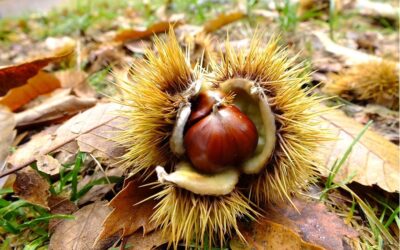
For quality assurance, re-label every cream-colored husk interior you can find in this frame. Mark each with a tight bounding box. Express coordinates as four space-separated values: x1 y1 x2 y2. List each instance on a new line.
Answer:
219 78 276 174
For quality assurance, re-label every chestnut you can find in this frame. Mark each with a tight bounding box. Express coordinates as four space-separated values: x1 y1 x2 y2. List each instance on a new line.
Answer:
184 91 258 174
187 90 226 126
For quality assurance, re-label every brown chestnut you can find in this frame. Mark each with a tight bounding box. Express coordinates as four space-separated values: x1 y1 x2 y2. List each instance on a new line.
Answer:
184 94 258 174
187 90 226 126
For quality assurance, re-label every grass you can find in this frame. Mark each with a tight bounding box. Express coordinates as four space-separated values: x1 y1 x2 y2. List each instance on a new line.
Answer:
0 190 74 249
87 67 112 94
319 121 399 249
0 0 238 43
276 0 299 32
321 120 373 199
328 0 338 40
0 152 123 249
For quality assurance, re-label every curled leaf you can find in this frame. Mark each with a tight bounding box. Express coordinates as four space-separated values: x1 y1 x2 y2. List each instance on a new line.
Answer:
95 179 158 246
114 21 182 42
13 168 50 209
0 71 61 111
0 47 74 97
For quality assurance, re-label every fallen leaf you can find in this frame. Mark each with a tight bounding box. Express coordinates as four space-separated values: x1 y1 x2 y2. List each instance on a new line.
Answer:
0 48 74 97
318 108 400 192
77 167 123 206
203 11 246 33
124 40 152 54
230 220 323 250
0 107 15 170
124 229 167 250
354 104 399 144
75 122 126 165
263 198 359 250
14 94 97 126
312 31 399 68
231 198 358 250
95 179 158 246
355 0 399 20
55 70 97 98
13 167 50 208
0 71 61 111
114 20 182 42
5 103 126 177
49 201 112 250
36 154 62 175
6 125 59 172
48 195 78 233
86 43 128 73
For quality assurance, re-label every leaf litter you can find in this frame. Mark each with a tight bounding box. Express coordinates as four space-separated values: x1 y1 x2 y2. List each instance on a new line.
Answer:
0 0 399 249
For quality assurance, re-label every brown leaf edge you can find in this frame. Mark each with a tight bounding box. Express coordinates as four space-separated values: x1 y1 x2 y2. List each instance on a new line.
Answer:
0 47 74 97
2 103 123 178
114 20 182 42
94 178 159 247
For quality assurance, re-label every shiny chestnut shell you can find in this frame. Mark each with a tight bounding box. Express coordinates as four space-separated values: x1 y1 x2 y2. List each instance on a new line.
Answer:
184 104 258 174
187 90 225 126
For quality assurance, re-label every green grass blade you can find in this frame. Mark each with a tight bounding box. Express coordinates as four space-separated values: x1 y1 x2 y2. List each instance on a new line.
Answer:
71 152 86 201
0 188 13 196
0 200 29 216
76 176 122 199
23 236 47 250
326 121 373 189
20 214 74 228
384 206 399 228
339 184 395 245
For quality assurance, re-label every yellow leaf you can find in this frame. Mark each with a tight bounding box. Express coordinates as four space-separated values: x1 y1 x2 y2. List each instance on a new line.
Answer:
0 71 61 111
114 21 182 42
0 47 74 97
317 108 399 192
203 11 246 33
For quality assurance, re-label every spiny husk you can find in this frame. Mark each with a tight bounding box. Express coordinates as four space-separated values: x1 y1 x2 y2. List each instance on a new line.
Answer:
115 31 328 247
115 32 194 176
210 35 327 205
185 32 217 68
150 186 257 249
323 60 399 110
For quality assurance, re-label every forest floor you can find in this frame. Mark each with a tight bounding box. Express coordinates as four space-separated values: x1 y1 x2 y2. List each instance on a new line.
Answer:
0 0 398 249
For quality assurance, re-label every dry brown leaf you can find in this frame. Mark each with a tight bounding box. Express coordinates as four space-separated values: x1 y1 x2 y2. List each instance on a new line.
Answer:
5 103 126 177
263 198 358 250
318 108 400 192
36 154 62 175
230 220 324 250
6 125 59 171
95 179 158 246
125 229 168 250
0 107 15 170
77 167 123 206
55 70 97 98
0 71 61 111
49 201 112 250
48 195 78 233
203 11 246 33
114 21 182 42
312 31 399 68
13 167 50 208
0 47 74 97
14 94 97 126
231 198 357 250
